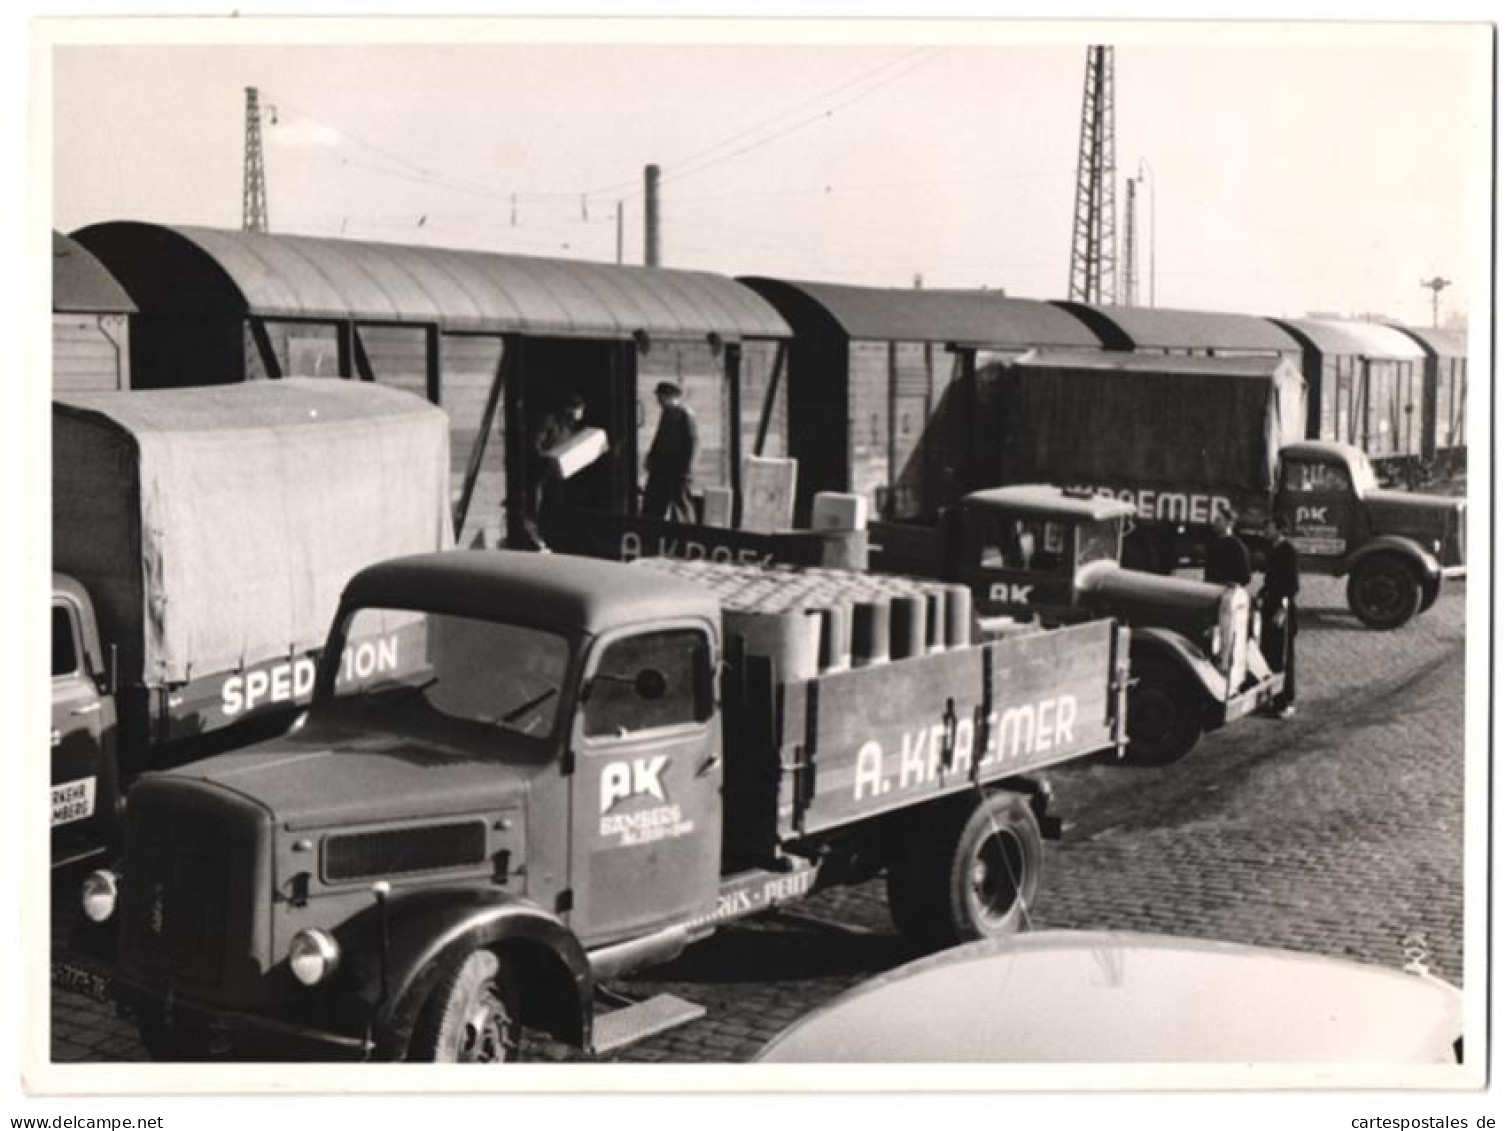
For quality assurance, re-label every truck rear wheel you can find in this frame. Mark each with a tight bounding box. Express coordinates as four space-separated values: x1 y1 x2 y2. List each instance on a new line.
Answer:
1126 654 1202 765
886 791 1042 951
407 949 521 1063
1347 554 1423 630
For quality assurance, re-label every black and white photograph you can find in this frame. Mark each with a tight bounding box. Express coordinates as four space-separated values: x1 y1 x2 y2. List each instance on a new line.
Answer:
9 5 1495 1124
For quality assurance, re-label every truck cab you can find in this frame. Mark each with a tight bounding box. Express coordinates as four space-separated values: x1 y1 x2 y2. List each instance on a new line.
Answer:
1271 441 1466 629
51 575 120 868
92 552 725 1061
934 486 1277 764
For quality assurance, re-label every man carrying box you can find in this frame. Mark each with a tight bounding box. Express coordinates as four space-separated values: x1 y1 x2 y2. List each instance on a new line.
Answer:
524 391 587 551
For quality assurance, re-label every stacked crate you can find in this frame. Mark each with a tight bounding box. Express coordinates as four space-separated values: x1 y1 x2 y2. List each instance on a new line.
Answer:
633 559 972 681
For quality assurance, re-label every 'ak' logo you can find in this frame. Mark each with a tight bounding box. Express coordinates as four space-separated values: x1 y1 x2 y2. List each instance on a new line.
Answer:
601 756 669 814
1296 506 1329 524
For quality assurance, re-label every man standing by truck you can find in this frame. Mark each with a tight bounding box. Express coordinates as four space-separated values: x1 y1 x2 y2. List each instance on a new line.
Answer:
1260 515 1300 718
1204 511 1252 588
642 381 698 522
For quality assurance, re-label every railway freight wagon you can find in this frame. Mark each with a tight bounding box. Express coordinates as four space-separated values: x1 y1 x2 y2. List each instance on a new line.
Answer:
1270 317 1429 471
52 231 134 394
740 278 1104 525
1395 325 1469 467
72 222 798 556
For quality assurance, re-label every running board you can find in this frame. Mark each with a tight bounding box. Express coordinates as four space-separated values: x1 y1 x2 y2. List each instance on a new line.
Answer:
592 993 706 1054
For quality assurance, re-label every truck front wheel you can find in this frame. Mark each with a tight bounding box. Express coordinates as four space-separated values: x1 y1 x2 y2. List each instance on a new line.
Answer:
408 949 521 1063
1347 554 1423 630
886 791 1042 951
1126 655 1203 765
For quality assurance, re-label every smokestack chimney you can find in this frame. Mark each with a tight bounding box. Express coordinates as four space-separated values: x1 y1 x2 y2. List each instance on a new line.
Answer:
644 164 661 267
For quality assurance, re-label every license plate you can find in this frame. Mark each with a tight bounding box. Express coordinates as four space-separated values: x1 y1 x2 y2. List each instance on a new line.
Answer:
51 959 114 1003
51 776 97 826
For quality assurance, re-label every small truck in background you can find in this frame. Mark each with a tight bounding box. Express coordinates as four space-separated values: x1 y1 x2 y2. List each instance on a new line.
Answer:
992 351 1466 630
872 484 1279 765
81 550 1130 1061
51 380 453 866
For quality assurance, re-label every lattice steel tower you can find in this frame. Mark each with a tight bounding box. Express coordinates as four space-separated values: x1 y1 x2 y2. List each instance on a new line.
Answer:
242 86 269 233
1122 175 1139 306
1068 47 1117 303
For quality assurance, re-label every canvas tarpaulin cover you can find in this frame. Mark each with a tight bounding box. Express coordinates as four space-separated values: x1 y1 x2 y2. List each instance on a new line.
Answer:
997 351 1307 506
54 379 453 686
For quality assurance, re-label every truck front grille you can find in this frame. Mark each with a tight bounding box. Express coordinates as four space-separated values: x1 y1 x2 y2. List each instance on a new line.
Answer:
122 806 231 987
323 821 487 882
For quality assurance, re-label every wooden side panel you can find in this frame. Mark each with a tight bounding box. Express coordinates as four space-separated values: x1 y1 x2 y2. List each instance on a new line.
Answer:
52 314 129 393
442 334 508 548
772 619 1120 841
259 321 341 379
740 339 786 459
889 342 930 520
847 341 890 515
359 324 428 399
637 340 731 489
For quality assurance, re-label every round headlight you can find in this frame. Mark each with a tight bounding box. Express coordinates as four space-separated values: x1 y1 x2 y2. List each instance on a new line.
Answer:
81 870 119 923
288 928 341 987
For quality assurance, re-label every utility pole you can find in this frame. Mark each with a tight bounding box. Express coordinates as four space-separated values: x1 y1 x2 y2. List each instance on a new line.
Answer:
644 164 661 267
242 86 270 233
1420 276 1452 329
1122 176 1139 307
616 200 624 265
1068 46 1117 303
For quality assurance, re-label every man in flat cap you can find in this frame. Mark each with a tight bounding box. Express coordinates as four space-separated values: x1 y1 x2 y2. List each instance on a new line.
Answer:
642 381 698 522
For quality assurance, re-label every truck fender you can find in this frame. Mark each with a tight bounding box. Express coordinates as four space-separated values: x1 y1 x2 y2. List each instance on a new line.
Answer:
1339 536 1441 581
346 887 593 1059
1128 627 1224 713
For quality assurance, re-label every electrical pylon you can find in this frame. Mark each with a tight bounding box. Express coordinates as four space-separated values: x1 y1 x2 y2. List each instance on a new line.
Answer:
243 86 269 233
1068 47 1117 304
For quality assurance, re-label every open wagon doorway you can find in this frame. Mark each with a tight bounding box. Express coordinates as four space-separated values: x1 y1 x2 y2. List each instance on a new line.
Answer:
511 336 638 547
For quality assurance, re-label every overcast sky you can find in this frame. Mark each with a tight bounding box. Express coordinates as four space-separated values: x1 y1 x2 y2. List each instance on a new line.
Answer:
49 22 1490 326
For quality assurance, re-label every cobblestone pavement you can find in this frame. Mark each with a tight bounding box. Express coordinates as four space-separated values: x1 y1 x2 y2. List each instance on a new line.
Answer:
48 574 1469 1064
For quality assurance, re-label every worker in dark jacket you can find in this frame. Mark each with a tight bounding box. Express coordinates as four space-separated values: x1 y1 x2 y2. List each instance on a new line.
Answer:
642 381 698 522
1204 511 1252 587
522 391 586 550
1259 514 1301 718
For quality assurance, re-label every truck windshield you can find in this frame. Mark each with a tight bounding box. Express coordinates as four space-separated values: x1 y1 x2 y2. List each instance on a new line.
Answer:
1076 520 1120 567
329 606 571 741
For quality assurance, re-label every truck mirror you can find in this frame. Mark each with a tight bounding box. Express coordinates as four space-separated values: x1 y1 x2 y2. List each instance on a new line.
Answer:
635 668 669 701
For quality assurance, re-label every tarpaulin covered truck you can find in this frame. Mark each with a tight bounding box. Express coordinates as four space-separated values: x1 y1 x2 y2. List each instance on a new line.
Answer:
80 551 1129 1061
993 351 1466 630
51 380 453 865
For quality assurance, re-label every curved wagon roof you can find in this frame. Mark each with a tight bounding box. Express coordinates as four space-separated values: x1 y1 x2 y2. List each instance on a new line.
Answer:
73 221 789 341
1271 317 1426 360
1051 301 1302 354
53 230 135 314
740 277 1101 348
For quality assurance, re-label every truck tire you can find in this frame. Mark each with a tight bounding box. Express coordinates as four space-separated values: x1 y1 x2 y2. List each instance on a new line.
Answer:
1420 574 1442 614
1125 654 1202 765
1347 554 1423 630
886 791 1042 951
407 949 521 1063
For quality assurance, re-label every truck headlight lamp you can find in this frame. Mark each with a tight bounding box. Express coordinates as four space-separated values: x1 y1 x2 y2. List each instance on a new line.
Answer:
289 928 341 987
81 869 119 923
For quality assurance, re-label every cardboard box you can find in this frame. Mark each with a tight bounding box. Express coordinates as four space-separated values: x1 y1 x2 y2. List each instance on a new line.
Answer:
812 491 868 532
545 427 608 480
